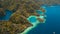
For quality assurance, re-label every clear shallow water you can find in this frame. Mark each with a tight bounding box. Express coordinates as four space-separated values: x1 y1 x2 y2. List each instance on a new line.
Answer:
0 6 60 34
27 16 37 23
27 6 60 34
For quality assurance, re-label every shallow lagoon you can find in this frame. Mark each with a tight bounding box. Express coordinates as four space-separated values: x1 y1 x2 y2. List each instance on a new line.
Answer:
28 5 60 34
0 5 60 34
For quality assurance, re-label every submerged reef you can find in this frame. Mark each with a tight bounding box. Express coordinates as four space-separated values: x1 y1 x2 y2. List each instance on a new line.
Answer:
0 0 46 34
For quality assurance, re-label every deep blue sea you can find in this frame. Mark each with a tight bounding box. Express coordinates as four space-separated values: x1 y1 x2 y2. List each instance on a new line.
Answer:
0 5 60 34
27 6 60 34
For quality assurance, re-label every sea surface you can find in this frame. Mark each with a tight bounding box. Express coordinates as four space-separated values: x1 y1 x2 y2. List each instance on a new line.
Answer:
0 5 60 34
27 5 60 34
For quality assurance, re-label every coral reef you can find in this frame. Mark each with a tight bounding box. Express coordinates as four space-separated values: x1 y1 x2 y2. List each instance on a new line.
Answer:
0 0 46 34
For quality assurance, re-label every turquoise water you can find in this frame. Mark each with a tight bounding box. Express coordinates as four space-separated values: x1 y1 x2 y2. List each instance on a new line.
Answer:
28 16 37 23
36 10 43 15
27 9 45 24
0 5 60 34
28 5 60 34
